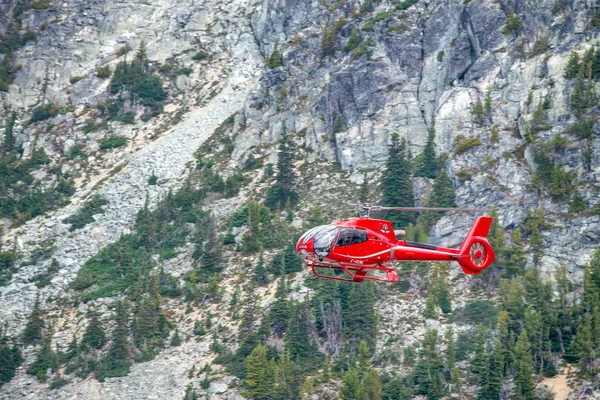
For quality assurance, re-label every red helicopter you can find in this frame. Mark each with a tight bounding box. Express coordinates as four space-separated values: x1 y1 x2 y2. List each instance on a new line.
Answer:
296 203 495 283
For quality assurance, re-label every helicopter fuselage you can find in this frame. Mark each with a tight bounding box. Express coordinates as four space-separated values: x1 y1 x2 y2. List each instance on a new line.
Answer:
296 216 495 282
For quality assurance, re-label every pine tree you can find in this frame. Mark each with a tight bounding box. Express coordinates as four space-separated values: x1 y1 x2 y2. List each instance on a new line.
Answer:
382 134 415 228
570 69 596 115
2 112 16 153
0 334 23 385
503 229 526 278
413 330 444 400
269 274 290 337
171 329 182 346
244 344 268 399
265 135 298 209
27 333 57 381
423 293 437 319
101 301 131 379
343 28 362 52
321 23 337 56
284 301 315 360
564 51 580 79
66 335 78 361
513 330 536 400
238 290 258 358
253 250 268 285
81 313 107 350
21 297 44 345
445 326 456 379
471 325 486 374
362 369 383 400
344 282 377 350
414 128 437 178
573 313 596 375
496 311 512 375
341 369 361 400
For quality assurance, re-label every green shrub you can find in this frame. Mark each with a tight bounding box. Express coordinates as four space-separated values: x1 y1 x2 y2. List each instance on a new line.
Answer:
343 29 361 52
454 136 482 154
452 300 498 327
30 0 52 9
117 44 132 56
192 51 208 61
70 75 83 84
362 11 395 31
99 135 127 150
265 50 283 69
395 0 418 10
49 376 69 390
64 195 109 231
29 103 58 124
176 67 193 76
501 12 522 35
388 24 408 34
96 65 112 79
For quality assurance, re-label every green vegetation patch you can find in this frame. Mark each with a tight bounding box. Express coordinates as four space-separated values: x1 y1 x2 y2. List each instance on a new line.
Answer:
99 135 127 150
451 300 499 327
72 186 207 302
454 135 482 154
362 11 395 31
64 195 109 231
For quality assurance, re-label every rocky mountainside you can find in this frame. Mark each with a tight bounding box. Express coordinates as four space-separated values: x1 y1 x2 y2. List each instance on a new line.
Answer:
1 0 600 399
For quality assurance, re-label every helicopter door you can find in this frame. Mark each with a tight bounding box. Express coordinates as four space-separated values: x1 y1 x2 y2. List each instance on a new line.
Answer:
335 228 369 257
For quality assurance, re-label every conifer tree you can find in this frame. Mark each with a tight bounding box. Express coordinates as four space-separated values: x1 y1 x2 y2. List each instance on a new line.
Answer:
284 301 315 360
363 369 383 400
27 333 57 381
0 333 23 385
413 330 444 400
253 250 268 285
102 301 131 379
471 325 486 374
445 326 456 379
22 297 45 345
265 135 298 209
269 274 290 337
513 330 536 400
2 112 16 153
344 282 377 349
414 128 437 179
498 278 526 333
423 294 437 319
244 344 268 399
340 369 361 400
496 311 512 375
66 335 78 361
564 51 580 79
573 313 596 375
503 229 526 278
321 23 337 56
382 134 415 228
238 290 258 358
81 313 107 350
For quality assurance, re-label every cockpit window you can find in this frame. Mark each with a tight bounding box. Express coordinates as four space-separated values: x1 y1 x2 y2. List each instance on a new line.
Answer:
336 228 353 247
336 228 368 247
352 229 368 245
313 226 339 257
302 225 327 244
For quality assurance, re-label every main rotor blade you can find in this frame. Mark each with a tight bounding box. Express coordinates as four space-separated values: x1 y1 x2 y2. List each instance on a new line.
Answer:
377 206 490 212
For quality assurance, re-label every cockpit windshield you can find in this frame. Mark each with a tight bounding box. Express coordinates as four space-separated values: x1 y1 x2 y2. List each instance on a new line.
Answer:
301 225 328 244
313 226 339 257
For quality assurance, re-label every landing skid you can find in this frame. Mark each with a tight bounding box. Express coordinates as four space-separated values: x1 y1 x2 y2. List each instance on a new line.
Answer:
309 262 398 283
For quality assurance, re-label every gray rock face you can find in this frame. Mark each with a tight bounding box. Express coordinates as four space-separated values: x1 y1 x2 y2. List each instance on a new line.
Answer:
2 0 600 398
